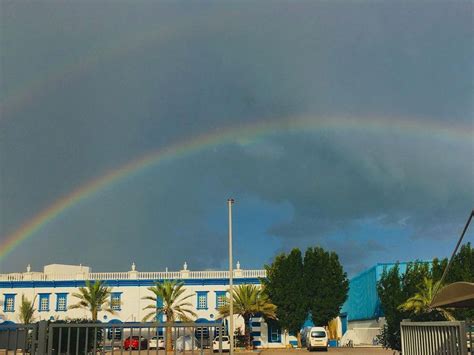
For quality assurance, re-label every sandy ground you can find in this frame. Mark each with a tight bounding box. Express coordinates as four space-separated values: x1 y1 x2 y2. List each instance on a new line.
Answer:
258 348 397 355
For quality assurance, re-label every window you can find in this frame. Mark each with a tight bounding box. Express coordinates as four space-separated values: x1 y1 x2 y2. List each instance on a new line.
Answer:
311 331 326 338
268 324 281 343
215 291 226 309
110 292 122 311
196 291 208 310
3 294 16 312
39 294 50 312
107 327 123 340
56 293 68 312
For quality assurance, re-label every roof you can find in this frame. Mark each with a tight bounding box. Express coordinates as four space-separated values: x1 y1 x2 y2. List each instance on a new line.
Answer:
431 282 474 308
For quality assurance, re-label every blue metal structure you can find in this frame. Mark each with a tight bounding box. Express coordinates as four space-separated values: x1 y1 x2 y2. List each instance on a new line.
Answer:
341 262 429 322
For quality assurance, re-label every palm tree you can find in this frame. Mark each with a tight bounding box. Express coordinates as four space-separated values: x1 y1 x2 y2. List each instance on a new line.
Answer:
69 280 116 321
142 280 197 351
19 295 36 324
218 284 277 349
398 277 455 321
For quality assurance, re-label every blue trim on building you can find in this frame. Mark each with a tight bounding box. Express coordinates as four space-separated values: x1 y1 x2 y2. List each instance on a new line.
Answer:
55 293 68 312
251 321 261 327
250 331 261 337
155 296 164 322
3 294 16 312
0 278 261 289
252 341 261 346
196 291 209 310
38 293 51 312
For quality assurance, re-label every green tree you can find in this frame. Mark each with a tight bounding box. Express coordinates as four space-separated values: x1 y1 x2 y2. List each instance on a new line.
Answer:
69 280 116 321
262 249 307 347
218 284 277 350
303 247 349 326
142 280 197 351
19 294 36 324
398 277 454 320
432 242 474 319
377 261 432 351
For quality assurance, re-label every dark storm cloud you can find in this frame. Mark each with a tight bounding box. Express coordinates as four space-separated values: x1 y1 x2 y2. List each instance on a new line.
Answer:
1 1 472 273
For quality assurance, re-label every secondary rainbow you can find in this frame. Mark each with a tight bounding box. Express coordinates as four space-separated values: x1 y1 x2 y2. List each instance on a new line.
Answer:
0 115 472 261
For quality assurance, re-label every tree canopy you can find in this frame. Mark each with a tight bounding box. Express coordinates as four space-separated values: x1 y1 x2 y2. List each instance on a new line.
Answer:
19 294 36 324
263 246 349 342
303 247 349 326
218 284 276 349
69 280 115 321
377 243 474 350
262 249 307 337
142 280 197 351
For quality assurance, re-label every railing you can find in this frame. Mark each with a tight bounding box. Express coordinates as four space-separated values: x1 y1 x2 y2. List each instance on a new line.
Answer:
0 269 267 281
401 320 470 355
0 322 39 354
0 321 226 355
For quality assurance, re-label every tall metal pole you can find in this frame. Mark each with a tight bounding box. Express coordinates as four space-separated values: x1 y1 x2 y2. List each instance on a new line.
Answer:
227 198 234 355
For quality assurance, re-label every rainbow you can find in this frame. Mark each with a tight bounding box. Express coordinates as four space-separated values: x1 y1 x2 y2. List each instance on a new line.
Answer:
0 115 472 261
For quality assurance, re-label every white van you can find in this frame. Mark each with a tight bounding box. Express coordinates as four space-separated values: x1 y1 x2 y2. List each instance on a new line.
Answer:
306 327 328 351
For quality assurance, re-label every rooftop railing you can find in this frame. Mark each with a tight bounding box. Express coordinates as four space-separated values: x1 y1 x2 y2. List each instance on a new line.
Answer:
0 269 267 281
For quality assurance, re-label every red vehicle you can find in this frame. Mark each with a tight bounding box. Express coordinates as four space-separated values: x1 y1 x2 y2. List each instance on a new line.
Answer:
123 336 148 350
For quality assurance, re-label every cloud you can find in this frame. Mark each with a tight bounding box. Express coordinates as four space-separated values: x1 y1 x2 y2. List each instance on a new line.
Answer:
1 1 473 274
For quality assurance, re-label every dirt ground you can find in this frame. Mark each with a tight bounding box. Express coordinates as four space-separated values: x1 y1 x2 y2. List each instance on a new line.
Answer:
257 348 397 355
0 348 398 355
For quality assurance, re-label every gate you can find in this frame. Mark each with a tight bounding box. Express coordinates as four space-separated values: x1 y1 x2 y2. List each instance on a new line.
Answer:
0 322 40 354
0 321 225 355
401 320 471 355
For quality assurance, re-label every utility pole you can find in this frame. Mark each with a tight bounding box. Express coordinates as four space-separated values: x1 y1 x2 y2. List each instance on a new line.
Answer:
227 198 235 355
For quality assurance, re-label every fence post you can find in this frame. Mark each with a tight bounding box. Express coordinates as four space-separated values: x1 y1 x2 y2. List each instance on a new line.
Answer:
400 322 406 355
460 321 468 355
36 321 48 355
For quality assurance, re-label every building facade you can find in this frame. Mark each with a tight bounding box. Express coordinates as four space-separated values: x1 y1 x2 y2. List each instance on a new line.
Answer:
340 261 430 346
0 263 292 348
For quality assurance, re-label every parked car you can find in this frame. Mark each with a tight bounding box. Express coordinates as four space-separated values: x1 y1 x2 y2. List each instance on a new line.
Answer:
149 336 165 350
123 336 148 350
212 336 231 352
306 327 328 352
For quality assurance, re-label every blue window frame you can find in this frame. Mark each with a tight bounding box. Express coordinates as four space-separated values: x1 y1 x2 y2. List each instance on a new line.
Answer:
196 291 208 310
56 293 68 312
110 292 122 311
3 294 16 312
268 323 281 343
39 294 50 312
215 291 226 309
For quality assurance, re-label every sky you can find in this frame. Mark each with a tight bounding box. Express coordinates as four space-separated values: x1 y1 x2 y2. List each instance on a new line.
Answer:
0 1 473 276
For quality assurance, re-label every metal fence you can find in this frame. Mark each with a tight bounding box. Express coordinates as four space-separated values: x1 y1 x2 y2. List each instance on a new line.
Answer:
0 321 226 355
401 320 472 355
0 322 38 354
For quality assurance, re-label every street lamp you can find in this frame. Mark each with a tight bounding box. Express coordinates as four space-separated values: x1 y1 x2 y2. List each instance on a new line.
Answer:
227 198 235 355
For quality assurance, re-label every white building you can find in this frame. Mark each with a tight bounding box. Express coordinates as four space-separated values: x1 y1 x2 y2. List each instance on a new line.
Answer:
0 263 294 348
